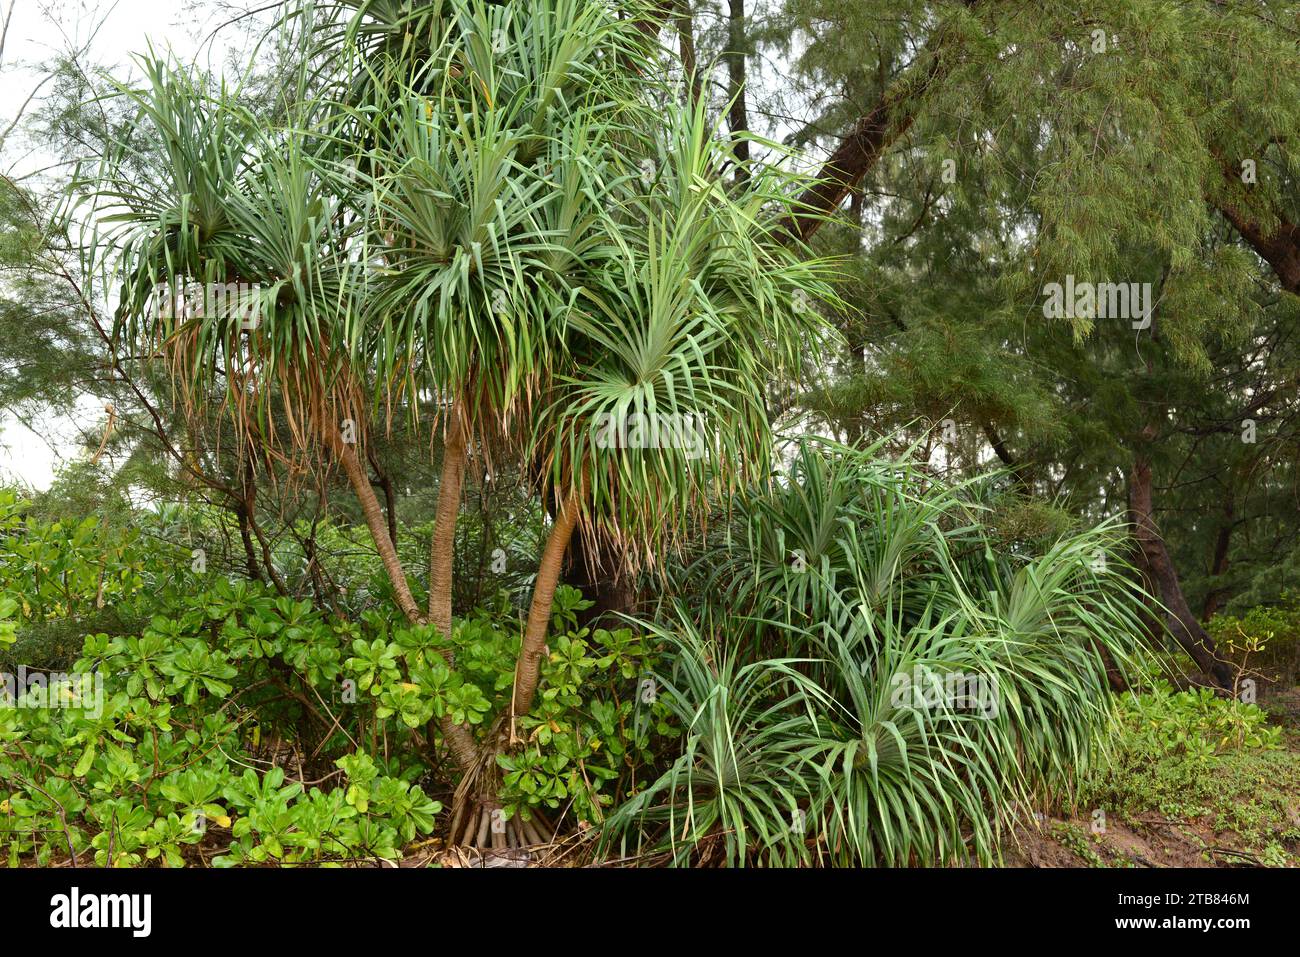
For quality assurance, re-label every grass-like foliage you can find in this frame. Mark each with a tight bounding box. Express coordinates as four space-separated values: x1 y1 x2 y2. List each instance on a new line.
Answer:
603 437 1153 866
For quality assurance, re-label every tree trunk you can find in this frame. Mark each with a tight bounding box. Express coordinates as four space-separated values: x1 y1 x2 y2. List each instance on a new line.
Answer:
982 422 1031 493
337 440 424 625
418 402 482 774
235 505 263 583
512 486 583 718
428 400 469 634
1128 452 1234 690
242 458 288 594
367 445 399 548
541 453 635 627
781 0 984 242
725 0 751 180
1214 196 1300 296
674 0 702 104
335 434 481 770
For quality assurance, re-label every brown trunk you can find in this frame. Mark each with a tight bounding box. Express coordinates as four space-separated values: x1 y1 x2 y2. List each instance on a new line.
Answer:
512 486 583 718
337 441 424 625
367 445 399 548
674 0 702 104
320 440 490 784
781 0 983 242
242 458 287 594
337 434 480 768
725 0 751 179
428 401 469 634
1214 197 1300 296
1128 452 1234 690
303 533 328 607
439 708 482 773
537 446 634 627
235 505 262 582
1208 134 1300 298
418 402 481 775
982 422 1031 493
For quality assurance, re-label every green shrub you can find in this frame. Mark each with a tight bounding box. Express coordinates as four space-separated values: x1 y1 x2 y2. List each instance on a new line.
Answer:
601 620 824 867
1081 685 1296 862
0 489 158 672
1113 682 1282 761
1 498 668 865
1207 597 1300 688
499 587 673 826
0 581 442 866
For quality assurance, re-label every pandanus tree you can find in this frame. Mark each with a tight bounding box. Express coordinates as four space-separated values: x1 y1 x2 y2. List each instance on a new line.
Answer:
517 92 839 717
83 0 839 848
346 0 663 798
